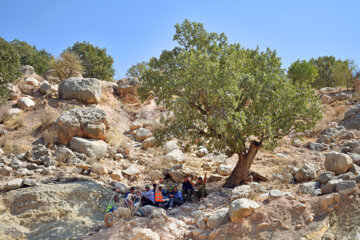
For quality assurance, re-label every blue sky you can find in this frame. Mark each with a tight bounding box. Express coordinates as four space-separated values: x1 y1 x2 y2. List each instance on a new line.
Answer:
0 0 359 78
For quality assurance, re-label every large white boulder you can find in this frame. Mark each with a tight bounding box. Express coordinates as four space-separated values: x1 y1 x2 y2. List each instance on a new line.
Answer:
164 149 185 163
229 198 260 222
70 137 108 158
58 77 102 103
55 107 109 145
325 152 353 175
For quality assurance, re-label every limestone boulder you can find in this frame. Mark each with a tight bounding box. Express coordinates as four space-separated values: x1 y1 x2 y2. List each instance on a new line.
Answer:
110 170 123 181
217 164 232 176
325 152 353 175
17 97 35 110
70 137 108 158
90 164 108 175
295 163 317 182
55 107 109 145
142 137 155 149
134 128 152 142
123 164 141 176
58 77 102 103
164 149 185 163
163 141 179 154
24 77 39 86
231 185 252 200
340 102 360 130
5 178 23 190
207 208 230 229
55 146 75 163
229 198 260 221
39 81 52 95
0 166 12 176
19 65 35 75
117 77 140 104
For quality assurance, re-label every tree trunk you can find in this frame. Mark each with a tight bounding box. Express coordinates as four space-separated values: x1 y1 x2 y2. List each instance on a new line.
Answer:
223 141 261 188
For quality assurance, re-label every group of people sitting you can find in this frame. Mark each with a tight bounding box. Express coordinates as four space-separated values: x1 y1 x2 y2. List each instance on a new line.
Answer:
125 173 207 210
105 173 207 218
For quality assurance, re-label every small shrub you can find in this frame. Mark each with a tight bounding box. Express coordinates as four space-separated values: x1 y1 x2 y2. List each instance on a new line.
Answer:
50 51 84 81
41 126 57 147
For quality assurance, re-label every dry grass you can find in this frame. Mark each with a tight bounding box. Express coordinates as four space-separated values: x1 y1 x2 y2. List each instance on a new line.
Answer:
313 103 350 135
34 111 59 132
41 126 58 148
3 113 25 130
106 126 128 147
0 135 32 155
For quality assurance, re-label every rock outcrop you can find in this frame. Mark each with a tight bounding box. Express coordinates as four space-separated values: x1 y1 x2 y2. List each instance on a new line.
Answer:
117 77 140 104
58 77 102 103
55 107 109 145
70 137 108 158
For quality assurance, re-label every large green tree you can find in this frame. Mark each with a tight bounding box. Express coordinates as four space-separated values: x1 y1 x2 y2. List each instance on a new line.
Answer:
10 39 53 74
67 41 115 81
0 37 21 105
288 59 318 85
309 56 354 88
138 20 322 187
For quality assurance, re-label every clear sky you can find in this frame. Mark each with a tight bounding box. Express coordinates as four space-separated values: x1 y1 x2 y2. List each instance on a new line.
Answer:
0 0 359 78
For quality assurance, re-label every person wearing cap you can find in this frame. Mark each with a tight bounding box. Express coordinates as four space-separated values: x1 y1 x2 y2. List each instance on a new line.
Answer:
168 185 183 208
141 185 155 206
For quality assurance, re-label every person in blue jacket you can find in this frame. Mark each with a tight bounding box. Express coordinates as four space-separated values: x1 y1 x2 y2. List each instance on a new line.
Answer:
168 185 184 208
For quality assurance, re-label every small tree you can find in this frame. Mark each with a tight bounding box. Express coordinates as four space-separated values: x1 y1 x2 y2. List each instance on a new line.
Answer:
0 37 20 105
126 61 149 79
50 51 84 81
138 20 322 187
288 59 318 85
67 41 115 81
10 39 53 74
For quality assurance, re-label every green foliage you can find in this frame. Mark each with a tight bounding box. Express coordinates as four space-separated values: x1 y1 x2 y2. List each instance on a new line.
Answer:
309 56 354 88
67 41 115 81
10 39 53 74
139 20 322 155
126 61 149 78
50 51 84 81
288 59 318 85
0 37 20 105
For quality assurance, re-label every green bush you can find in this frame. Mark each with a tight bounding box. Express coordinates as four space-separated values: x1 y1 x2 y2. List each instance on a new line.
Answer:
288 59 318 85
0 37 20 105
10 39 53 75
67 41 115 81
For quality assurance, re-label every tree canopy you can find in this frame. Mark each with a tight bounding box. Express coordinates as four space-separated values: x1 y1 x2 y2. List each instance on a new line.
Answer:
10 39 53 74
138 20 322 187
67 41 115 81
309 56 354 88
0 37 21 105
288 59 318 85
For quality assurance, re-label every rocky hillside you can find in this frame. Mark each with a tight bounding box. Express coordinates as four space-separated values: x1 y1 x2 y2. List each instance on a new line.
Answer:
1 66 360 240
